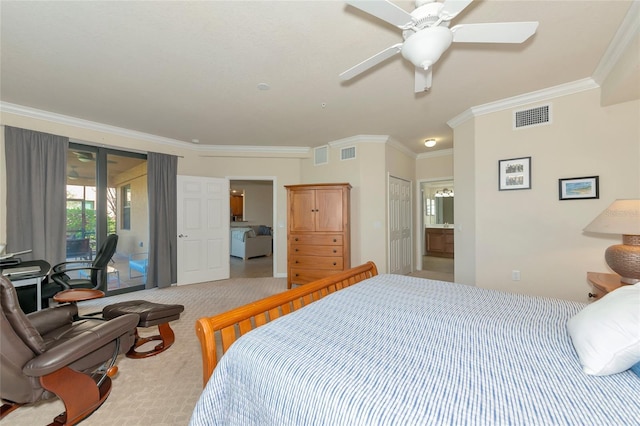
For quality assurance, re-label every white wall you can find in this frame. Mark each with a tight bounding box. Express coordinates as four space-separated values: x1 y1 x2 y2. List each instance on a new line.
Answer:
452 121 478 287
300 138 386 271
231 181 273 227
299 139 415 274
453 88 640 301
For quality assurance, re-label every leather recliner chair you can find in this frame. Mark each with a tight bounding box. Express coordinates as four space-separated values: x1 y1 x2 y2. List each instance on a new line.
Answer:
0 275 139 425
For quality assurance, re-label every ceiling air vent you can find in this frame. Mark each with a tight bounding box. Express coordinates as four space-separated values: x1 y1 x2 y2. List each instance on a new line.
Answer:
513 104 551 129
340 146 356 161
314 145 328 166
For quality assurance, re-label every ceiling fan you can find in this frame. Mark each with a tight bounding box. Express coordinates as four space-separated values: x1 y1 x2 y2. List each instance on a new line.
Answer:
339 0 538 92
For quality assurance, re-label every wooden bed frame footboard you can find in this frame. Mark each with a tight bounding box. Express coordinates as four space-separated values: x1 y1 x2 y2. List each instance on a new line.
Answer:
195 261 378 387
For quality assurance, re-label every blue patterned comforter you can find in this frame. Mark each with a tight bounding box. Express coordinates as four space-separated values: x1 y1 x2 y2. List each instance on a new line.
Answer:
191 274 640 425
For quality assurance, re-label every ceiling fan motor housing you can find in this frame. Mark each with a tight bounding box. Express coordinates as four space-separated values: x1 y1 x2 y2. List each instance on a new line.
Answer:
408 1 449 31
401 26 453 69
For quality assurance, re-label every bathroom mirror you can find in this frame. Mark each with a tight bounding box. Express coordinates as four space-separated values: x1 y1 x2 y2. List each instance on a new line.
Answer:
421 181 454 226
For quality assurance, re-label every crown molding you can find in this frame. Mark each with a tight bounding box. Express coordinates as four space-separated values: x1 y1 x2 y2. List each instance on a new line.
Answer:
0 101 192 148
198 144 310 155
0 102 311 156
328 134 389 147
447 78 598 129
447 3 640 130
329 135 416 158
592 1 640 85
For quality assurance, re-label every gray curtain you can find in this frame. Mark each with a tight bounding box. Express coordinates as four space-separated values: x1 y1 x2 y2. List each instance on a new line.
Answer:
4 126 67 264
147 152 177 288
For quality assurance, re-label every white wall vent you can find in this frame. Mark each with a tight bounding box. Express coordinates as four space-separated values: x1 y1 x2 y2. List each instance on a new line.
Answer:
340 146 356 161
513 104 551 129
314 145 328 166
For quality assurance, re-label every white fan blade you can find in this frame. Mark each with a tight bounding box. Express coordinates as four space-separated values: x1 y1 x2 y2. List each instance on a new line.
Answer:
439 0 474 21
414 67 433 93
339 43 403 81
451 22 539 43
346 0 413 29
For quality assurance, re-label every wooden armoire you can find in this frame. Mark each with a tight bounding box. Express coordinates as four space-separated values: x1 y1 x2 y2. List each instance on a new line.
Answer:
285 183 351 289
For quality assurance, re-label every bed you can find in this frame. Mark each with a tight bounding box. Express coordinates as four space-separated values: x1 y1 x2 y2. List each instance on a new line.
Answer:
191 262 640 425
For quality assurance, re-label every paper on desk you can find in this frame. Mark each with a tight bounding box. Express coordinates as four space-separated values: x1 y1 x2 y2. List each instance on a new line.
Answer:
0 249 32 260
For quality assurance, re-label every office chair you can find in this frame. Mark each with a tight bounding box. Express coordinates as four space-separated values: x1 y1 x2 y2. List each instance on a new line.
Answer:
41 234 118 307
0 275 138 424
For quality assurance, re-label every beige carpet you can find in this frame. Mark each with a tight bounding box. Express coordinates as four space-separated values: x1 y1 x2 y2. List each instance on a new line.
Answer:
5 277 288 426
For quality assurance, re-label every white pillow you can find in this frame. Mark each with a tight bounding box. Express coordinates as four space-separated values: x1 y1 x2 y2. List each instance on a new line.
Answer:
567 282 640 375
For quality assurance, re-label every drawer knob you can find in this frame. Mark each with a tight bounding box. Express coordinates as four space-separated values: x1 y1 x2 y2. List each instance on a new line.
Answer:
333 239 337 242
295 273 299 277
333 262 337 266
295 260 299 264
333 249 337 253
295 248 299 252
295 238 299 241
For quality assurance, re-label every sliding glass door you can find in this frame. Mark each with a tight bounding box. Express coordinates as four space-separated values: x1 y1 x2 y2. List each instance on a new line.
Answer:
66 143 147 296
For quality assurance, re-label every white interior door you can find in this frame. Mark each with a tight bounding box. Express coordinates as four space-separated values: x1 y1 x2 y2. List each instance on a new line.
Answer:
177 175 229 285
389 176 412 275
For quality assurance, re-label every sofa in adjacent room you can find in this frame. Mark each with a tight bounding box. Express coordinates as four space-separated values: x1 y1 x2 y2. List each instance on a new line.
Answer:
230 226 272 260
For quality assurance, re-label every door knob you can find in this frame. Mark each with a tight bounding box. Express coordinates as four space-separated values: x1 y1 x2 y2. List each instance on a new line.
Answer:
178 234 188 238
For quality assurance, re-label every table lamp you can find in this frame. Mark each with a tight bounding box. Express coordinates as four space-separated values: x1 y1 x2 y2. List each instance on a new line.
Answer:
583 199 640 284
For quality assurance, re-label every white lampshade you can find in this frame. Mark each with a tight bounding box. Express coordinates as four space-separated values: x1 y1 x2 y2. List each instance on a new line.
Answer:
583 199 640 235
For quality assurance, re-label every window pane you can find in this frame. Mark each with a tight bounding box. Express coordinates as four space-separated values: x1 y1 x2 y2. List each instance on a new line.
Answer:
106 153 148 290
66 150 97 255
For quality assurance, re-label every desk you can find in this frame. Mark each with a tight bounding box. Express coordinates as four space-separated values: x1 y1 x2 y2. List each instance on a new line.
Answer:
2 260 51 311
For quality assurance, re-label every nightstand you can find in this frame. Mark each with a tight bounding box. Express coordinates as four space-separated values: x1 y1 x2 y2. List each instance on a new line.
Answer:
587 272 624 299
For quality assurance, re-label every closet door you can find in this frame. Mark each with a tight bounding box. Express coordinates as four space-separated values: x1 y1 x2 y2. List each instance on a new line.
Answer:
389 176 412 275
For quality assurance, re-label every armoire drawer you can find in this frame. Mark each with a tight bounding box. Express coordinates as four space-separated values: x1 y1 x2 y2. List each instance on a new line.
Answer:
290 245 343 256
289 269 339 285
290 256 344 270
289 234 343 246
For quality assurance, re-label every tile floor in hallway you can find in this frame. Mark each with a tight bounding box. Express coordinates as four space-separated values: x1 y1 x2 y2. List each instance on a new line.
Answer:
230 255 274 278
411 256 454 282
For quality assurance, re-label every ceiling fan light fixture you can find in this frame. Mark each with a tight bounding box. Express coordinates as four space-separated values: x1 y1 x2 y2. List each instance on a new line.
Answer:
401 26 453 68
435 188 454 197
425 139 437 147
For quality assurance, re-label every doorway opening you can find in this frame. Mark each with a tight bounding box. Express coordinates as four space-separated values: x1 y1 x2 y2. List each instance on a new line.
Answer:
419 179 454 282
228 178 275 278
66 143 147 295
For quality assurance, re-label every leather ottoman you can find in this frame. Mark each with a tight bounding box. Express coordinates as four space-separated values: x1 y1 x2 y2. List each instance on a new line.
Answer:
103 300 184 359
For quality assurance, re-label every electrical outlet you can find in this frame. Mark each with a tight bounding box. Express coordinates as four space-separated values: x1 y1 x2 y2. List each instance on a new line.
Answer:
512 270 521 281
